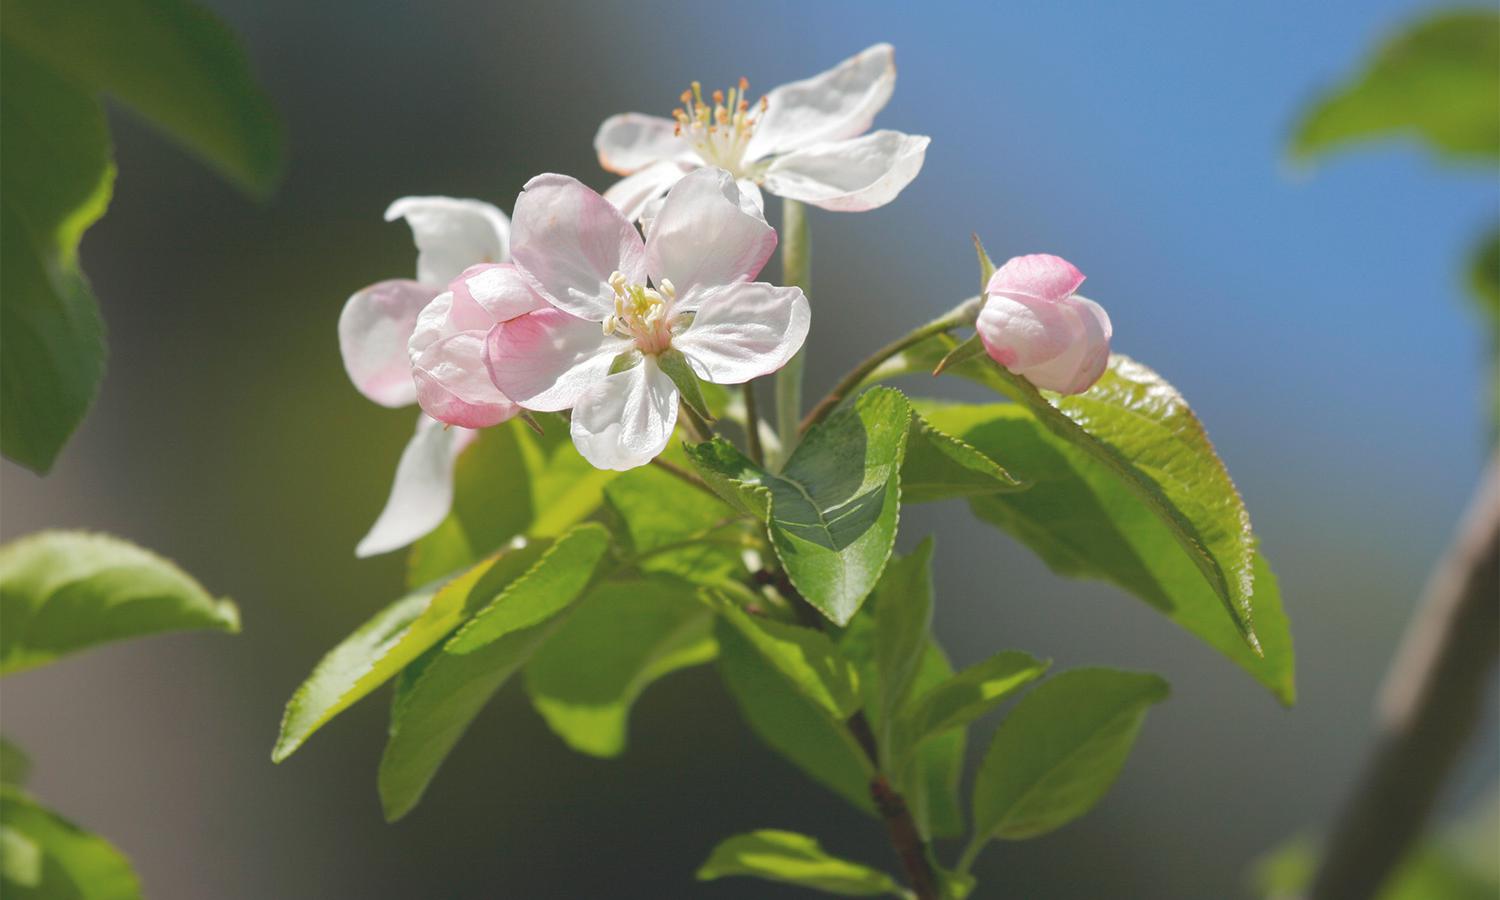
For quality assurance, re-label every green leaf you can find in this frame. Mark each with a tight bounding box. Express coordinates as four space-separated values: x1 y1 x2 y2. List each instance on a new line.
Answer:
0 41 112 473
697 830 906 897
708 592 861 719
971 668 1168 842
271 541 549 762
1291 10 1499 163
687 387 911 625
0 785 140 899
902 413 1026 503
872 539 935 725
919 400 1296 703
899 650 1049 750
407 417 614 587
657 348 714 422
378 526 609 820
1 0 283 196
715 619 876 816
0 531 237 675
0 739 28 788
524 576 715 757
603 462 744 586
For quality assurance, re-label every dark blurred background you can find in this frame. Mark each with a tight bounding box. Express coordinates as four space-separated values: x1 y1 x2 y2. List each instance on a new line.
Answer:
2 1 1495 897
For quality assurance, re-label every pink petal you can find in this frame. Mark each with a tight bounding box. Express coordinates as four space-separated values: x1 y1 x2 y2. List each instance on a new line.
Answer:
645 168 777 296
603 160 691 224
594 113 690 175
510 174 647 322
338 279 436 407
744 43 897 161
412 331 523 428
485 307 626 412
569 356 679 471
385 196 510 286
356 415 476 557
761 131 928 212
455 263 548 323
976 292 1079 370
986 254 1086 304
673 282 810 385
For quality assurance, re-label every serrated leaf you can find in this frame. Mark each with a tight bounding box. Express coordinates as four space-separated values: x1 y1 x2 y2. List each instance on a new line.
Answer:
972 668 1168 841
271 541 548 762
709 592 861 719
0 41 112 473
715 620 876 816
1291 10 1499 163
1 0 283 196
525 576 715 757
919 400 1295 703
902 413 1026 503
872 539 934 726
899 651 1049 751
0 785 140 899
696 830 906 897
687 388 911 625
0 739 28 788
0 531 236 675
407 417 613 587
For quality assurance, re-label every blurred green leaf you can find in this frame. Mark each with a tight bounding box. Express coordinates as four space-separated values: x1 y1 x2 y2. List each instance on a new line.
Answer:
709 592 861 719
1253 838 1498 900
902 413 1025 503
687 388 910 625
1473 228 1500 316
716 620 876 817
1 0 283 196
0 739 28 788
524 576 715 758
1292 10 1499 163
898 650 1049 753
871 539 935 726
696 830 906 897
603 460 744 586
0 531 237 675
0 43 112 473
271 541 548 762
919 400 1296 703
0 785 140 899
971 668 1168 842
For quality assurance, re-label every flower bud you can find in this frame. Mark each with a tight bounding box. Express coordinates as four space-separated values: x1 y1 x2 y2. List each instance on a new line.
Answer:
975 254 1112 395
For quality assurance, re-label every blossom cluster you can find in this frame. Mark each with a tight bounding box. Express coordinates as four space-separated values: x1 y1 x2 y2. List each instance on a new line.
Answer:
336 44 1111 556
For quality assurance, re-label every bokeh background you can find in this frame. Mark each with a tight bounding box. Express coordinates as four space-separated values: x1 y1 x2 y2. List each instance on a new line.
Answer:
2 1 1496 897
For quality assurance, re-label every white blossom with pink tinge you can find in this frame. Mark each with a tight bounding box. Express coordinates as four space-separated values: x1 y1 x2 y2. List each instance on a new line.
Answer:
976 254 1113 395
594 44 929 223
486 168 810 471
336 197 510 556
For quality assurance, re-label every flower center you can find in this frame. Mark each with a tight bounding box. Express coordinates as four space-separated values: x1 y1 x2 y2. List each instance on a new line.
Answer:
603 271 681 355
673 77 767 177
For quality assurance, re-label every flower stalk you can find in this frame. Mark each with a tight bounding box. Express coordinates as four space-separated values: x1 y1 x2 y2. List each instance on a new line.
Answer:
773 198 812 467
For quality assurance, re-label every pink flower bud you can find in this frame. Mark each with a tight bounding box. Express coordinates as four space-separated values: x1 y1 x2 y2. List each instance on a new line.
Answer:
976 254 1112 395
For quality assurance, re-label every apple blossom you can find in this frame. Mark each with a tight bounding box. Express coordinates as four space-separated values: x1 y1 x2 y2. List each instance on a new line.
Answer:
486 168 810 471
975 254 1113 395
337 197 510 556
594 43 929 222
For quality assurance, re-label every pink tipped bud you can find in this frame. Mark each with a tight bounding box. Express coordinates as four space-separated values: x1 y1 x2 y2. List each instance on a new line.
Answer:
976 254 1112 394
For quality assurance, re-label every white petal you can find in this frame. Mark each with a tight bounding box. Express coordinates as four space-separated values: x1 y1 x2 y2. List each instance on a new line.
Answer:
744 43 896 160
510 174 648 321
594 113 690 175
645 168 777 297
761 131 929 212
385 196 511 286
485 307 627 412
569 356 679 471
603 160 690 225
339 279 436 407
673 282 811 384
1019 296 1112 395
457 263 548 323
735 178 766 215
356 415 475 557
409 292 522 429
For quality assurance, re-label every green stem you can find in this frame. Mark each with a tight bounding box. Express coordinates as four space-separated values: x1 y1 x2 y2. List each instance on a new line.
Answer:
955 834 986 879
648 456 716 498
742 381 764 466
772 199 811 468
679 401 714 444
800 296 983 435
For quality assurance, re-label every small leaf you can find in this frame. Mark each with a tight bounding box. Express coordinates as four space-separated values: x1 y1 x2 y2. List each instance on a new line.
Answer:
697 830 906 897
657 348 714 422
931 333 987 377
2 0 284 196
973 234 998 289
872 539 935 725
0 531 236 675
686 387 911 625
900 650 1049 750
525 576 715 757
1291 10 1499 163
0 738 29 788
902 413 1025 503
708 591 861 720
0 785 141 899
715 620 876 816
443 524 610 654
972 667 1168 841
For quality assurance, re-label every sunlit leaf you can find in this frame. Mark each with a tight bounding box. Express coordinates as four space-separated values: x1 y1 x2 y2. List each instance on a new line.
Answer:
871 539 935 725
0 785 140 899
602 462 745 586
0 739 28 788
709 592 861 720
898 650 1049 751
902 413 1025 503
697 830 906 897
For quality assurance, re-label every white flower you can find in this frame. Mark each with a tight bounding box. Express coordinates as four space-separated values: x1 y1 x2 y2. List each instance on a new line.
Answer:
486 168 810 471
594 44 929 222
336 197 510 556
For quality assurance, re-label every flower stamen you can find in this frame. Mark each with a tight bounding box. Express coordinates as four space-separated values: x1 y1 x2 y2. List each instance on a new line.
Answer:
671 76 765 176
